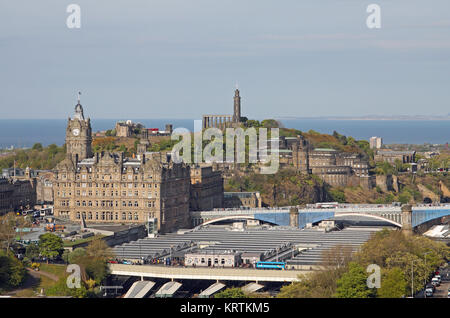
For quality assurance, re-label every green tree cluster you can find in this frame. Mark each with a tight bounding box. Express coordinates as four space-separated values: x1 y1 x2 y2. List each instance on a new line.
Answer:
355 229 449 296
67 239 113 285
329 188 346 203
278 229 449 298
0 143 66 170
335 262 374 298
0 250 26 291
38 233 64 263
214 287 247 298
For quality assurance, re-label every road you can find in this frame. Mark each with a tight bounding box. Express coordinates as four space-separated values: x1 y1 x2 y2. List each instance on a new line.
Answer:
415 265 450 298
433 267 450 298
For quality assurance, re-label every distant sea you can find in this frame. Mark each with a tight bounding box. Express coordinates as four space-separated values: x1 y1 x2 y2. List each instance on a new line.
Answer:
0 119 448 149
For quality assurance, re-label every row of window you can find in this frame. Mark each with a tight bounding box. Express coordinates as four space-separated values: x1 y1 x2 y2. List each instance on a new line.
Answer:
60 200 157 208
61 173 156 181
57 190 159 198
75 211 140 220
58 182 159 189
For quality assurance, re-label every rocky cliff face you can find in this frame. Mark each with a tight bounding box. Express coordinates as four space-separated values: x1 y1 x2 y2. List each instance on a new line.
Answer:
417 184 441 203
224 169 331 206
439 180 450 198
375 174 400 192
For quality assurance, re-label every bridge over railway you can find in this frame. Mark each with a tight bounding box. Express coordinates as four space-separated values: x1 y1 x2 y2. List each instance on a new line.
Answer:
109 263 309 282
191 204 450 233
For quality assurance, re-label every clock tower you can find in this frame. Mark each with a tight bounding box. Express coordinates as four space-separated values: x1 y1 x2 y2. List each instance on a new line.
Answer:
65 93 92 162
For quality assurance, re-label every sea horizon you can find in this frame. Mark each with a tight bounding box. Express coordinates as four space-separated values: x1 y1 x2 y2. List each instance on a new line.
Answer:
0 118 448 149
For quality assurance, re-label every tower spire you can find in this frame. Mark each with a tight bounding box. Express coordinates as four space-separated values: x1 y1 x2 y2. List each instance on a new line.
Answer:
233 87 241 123
74 91 84 120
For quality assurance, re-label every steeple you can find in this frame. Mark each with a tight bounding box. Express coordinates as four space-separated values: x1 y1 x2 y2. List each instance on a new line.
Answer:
74 91 84 120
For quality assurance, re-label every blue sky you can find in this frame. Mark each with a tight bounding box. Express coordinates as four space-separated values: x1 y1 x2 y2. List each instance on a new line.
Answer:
1 0 450 119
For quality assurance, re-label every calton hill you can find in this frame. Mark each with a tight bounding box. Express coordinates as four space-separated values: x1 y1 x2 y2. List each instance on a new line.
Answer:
1 119 448 207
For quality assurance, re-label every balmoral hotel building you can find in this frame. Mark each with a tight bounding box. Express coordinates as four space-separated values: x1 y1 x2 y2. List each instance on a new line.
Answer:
53 98 191 233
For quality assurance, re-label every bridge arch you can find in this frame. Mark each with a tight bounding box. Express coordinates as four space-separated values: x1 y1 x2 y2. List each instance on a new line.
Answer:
196 215 277 227
324 213 402 228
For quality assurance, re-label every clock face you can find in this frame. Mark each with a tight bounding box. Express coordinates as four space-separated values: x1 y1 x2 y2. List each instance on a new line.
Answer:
72 128 80 136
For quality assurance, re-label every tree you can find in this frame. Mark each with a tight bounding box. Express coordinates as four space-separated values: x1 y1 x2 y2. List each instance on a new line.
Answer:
0 213 18 253
38 233 63 263
68 247 87 264
385 251 428 295
32 143 43 151
25 243 40 261
61 249 70 264
278 245 352 298
0 250 26 289
335 262 374 298
246 120 261 128
69 239 113 285
261 119 281 128
329 188 346 203
377 267 407 298
214 288 247 298
84 239 113 284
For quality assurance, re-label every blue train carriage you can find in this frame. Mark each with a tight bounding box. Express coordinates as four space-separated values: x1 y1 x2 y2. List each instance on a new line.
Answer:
255 261 286 270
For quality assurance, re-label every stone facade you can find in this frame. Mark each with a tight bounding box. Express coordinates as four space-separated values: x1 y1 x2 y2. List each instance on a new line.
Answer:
115 122 132 137
224 192 262 208
53 100 191 233
289 136 374 188
3 168 53 205
374 150 416 164
36 171 54 204
189 164 224 211
0 177 36 215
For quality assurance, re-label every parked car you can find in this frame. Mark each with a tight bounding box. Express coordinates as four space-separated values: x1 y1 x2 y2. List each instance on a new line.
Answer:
425 288 433 297
431 277 440 287
434 275 441 283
